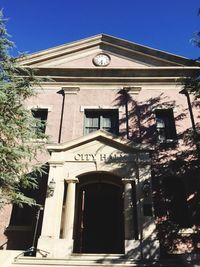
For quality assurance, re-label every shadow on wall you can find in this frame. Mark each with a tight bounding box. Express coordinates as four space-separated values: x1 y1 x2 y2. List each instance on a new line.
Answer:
114 89 200 255
3 165 49 250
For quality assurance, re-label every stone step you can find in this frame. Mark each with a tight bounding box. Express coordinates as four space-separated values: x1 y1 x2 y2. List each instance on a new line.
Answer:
12 258 140 266
10 255 183 267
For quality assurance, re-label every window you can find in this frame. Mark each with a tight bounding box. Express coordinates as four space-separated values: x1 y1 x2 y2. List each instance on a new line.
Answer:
32 108 48 134
9 204 34 226
84 109 119 135
155 109 177 142
163 177 191 228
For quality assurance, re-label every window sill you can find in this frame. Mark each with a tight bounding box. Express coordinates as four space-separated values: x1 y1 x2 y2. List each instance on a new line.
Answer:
178 228 199 235
158 139 177 143
157 139 178 147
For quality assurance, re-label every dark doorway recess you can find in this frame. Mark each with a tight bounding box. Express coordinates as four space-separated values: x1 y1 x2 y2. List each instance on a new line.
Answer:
74 180 124 253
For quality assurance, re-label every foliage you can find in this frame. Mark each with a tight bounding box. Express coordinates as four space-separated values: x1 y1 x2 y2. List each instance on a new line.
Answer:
0 10 46 208
183 9 200 96
182 76 200 96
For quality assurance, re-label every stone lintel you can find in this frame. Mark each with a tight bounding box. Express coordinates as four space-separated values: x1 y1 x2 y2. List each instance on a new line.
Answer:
123 86 142 95
62 86 80 94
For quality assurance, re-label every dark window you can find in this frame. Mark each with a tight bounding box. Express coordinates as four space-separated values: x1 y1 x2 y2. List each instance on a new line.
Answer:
9 167 48 227
164 177 191 228
155 109 177 142
143 204 153 217
84 110 119 135
32 108 48 134
9 204 34 226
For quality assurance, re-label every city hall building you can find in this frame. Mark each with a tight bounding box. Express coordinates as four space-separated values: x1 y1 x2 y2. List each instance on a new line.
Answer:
0 34 200 266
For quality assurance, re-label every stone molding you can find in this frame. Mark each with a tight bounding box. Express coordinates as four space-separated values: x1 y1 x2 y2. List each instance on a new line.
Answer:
65 177 79 184
62 86 80 94
122 178 135 184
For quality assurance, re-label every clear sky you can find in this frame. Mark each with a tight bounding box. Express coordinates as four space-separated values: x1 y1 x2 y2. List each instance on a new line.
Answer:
1 0 199 59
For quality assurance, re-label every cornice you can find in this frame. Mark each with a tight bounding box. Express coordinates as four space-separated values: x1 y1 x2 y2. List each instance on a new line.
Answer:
17 34 199 67
30 66 200 80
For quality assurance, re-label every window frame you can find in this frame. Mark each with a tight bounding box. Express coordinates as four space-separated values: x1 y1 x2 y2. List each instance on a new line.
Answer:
31 108 48 135
155 108 177 143
84 109 119 135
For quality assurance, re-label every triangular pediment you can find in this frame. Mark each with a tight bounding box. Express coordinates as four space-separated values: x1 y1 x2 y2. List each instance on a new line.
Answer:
18 34 196 68
47 130 150 153
48 131 151 176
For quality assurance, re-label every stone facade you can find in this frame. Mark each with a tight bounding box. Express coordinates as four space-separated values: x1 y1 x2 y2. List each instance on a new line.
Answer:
0 34 200 260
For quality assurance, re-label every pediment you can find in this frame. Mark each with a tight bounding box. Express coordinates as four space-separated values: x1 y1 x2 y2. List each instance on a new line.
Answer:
48 130 149 152
47 130 151 164
18 34 195 68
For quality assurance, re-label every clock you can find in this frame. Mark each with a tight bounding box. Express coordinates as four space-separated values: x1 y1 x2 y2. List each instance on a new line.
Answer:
93 53 111 66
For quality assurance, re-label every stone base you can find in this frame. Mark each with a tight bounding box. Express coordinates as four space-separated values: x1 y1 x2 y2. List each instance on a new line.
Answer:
141 239 160 259
37 237 74 257
125 239 160 260
125 240 141 259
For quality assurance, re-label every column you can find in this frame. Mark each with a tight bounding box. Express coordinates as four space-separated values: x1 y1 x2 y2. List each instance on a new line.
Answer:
138 164 160 259
122 178 135 240
37 164 66 257
122 177 141 258
63 177 79 242
40 164 64 238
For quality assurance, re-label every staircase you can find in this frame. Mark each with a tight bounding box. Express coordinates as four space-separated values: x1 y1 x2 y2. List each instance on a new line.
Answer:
10 254 184 267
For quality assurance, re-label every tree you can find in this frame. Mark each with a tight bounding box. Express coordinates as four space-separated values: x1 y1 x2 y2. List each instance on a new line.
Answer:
182 10 200 95
0 10 46 208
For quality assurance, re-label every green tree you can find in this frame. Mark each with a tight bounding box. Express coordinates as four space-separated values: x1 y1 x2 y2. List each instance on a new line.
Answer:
182 10 200 95
0 10 46 208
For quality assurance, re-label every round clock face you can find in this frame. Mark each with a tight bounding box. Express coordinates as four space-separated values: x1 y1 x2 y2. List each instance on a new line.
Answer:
93 53 110 66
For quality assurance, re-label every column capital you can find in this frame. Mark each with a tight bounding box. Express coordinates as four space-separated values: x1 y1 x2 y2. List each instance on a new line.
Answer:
122 178 135 184
65 177 79 184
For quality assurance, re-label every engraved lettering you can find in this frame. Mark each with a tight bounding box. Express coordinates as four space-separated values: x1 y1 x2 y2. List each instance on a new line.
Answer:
90 154 96 161
74 154 80 161
100 154 107 161
85 154 90 161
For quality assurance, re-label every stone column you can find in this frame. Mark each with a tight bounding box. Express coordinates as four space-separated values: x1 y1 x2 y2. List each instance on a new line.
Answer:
122 178 140 257
122 178 135 239
62 177 79 253
40 164 64 238
138 164 160 259
37 163 66 257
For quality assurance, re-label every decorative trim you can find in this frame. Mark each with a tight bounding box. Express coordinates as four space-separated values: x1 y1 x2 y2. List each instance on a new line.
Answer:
28 105 53 112
80 105 123 112
122 178 135 184
123 86 142 95
151 101 176 112
48 160 65 166
65 178 79 184
62 86 80 94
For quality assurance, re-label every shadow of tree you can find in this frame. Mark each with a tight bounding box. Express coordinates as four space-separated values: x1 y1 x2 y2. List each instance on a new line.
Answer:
113 88 200 257
3 165 49 250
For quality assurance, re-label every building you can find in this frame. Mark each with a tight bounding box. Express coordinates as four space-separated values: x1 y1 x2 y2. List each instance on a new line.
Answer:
0 34 200 266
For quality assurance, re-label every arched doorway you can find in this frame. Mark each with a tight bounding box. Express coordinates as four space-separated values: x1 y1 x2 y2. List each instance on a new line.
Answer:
74 172 124 254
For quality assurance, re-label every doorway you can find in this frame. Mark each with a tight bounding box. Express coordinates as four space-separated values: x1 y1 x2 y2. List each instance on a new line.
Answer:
74 179 124 253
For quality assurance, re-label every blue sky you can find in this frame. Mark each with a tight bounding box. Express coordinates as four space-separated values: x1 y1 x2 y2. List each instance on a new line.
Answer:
1 0 199 59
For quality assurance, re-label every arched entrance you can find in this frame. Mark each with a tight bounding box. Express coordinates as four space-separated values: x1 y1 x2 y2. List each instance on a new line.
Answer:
74 172 124 254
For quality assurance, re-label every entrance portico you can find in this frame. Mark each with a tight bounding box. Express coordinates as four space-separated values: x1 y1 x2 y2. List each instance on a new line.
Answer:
38 130 159 259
